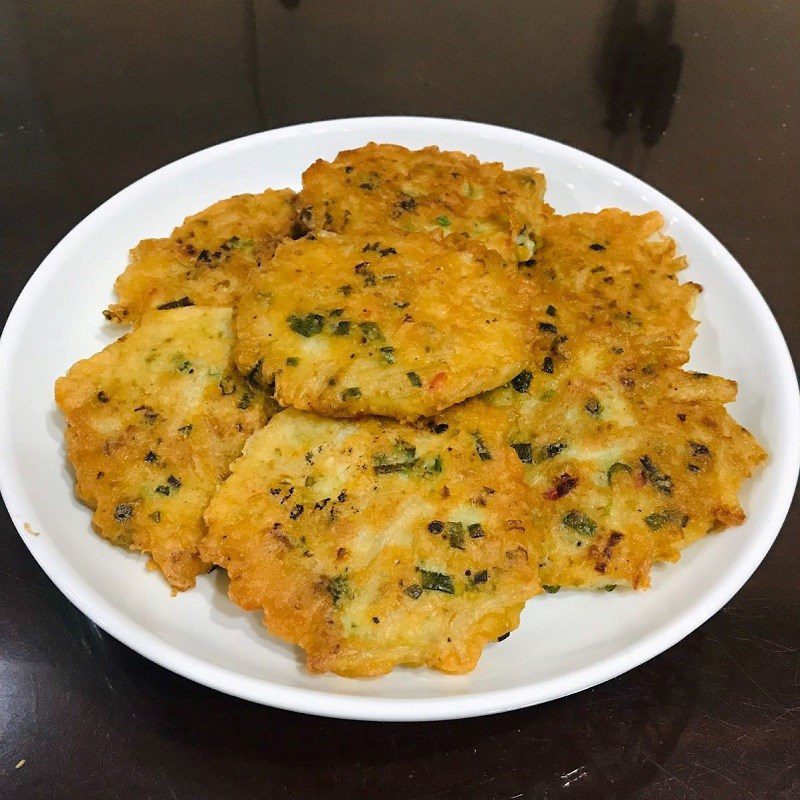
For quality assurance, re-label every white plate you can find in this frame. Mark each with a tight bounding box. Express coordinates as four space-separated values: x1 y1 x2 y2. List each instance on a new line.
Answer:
1 117 798 721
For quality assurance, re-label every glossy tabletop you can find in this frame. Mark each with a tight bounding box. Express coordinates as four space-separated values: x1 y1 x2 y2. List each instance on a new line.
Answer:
1 1 798 798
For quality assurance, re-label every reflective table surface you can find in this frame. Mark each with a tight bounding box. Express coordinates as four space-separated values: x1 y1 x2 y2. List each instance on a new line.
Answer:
1 2 798 798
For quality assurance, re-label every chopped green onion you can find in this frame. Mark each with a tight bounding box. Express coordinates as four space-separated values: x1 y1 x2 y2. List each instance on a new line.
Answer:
472 432 492 461
288 313 324 337
156 296 194 310
358 321 383 341
374 442 417 473
562 510 597 536
419 570 454 594
511 442 533 463
510 370 532 393
327 575 352 605
534 440 568 463
447 522 465 550
420 454 443 475
640 455 673 495
468 523 485 539
244 359 263 387
645 509 689 530
379 346 396 364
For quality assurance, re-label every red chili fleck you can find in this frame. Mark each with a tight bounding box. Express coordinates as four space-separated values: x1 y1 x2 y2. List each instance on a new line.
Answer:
429 372 448 391
634 470 647 488
544 473 578 500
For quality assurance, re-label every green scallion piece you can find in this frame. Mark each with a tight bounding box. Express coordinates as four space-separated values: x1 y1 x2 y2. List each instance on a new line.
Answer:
419 570 454 594
562 510 597 537
288 313 324 337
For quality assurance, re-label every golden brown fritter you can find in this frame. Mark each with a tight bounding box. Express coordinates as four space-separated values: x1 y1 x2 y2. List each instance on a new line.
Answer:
55 307 274 590
479 209 765 589
513 209 701 372
484 356 765 590
297 143 546 262
200 402 540 676
234 230 536 420
105 189 297 325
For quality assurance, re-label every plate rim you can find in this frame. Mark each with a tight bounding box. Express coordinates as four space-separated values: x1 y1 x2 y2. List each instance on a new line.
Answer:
2 115 798 721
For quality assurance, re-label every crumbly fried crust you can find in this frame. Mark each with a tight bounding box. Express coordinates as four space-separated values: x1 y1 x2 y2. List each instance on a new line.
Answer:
201 402 540 675
297 143 546 262
55 307 274 590
235 229 535 420
105 189 297 324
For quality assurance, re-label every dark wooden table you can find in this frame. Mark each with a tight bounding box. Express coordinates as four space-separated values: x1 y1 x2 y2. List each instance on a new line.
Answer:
2 2 798 798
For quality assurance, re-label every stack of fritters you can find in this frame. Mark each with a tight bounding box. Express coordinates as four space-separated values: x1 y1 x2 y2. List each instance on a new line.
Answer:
55 143 765 676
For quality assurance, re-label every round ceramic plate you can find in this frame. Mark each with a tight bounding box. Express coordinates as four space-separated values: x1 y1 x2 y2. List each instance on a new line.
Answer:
1 117 798 721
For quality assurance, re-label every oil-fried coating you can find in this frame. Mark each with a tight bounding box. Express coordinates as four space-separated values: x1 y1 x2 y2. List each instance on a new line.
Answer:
235 230 535 420
297 143 546 263
480 210 765 589
55 307 273 590
517 209 701 365
105 189 297 325
484 357 765 590
200 403 540 676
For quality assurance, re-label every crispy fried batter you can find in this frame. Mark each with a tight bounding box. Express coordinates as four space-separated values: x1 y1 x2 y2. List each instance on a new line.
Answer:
517 209 701 365
485 359 765 590
200 402 540 676
55 307 274 590
234 230 535 420
297 143 546 262
481 210 765 589
105 189 297 325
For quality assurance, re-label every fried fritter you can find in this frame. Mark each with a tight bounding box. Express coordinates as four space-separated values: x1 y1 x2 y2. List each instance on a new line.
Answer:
485 355 765 590
480 210 765 589
55 307 274 590
297 143 546 263
234 230 535 420
200 402 540 676
105 189 297 325
516 209 701 367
